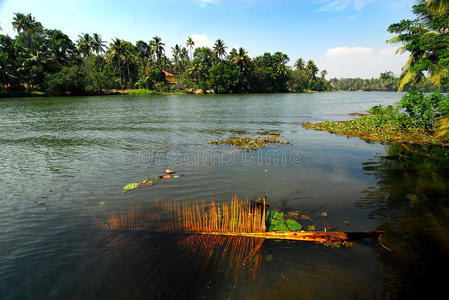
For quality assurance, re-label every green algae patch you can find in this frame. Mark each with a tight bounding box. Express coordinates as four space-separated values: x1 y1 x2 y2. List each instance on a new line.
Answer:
208 135 289 150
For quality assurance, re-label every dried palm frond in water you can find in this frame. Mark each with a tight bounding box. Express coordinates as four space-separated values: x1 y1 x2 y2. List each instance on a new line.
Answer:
98 196 380 245
101 196 266 234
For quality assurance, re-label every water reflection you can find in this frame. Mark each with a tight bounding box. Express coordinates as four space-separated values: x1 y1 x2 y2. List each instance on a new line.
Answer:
88 232 265 299
178 235 264 283
360 143 449 298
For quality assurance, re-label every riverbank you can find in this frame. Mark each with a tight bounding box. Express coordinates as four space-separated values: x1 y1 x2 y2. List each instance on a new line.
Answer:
303 106 449 146
0 88 365 99
0 88 187 98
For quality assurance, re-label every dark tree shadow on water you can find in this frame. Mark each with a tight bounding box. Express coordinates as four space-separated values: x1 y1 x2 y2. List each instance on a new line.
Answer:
59 232 264 300
359 143 449 299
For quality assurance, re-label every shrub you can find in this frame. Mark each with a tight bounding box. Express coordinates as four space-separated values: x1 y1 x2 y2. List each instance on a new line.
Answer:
44 65 86 95
400 92 449 129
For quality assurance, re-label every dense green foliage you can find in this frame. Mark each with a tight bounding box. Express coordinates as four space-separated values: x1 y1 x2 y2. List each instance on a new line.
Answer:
329 71 448 92
400 92 449 129
1 12 332 96
388 0 449 91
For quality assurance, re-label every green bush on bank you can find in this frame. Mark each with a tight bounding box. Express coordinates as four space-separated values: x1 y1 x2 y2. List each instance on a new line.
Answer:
43 65 86 96
304 92 449 145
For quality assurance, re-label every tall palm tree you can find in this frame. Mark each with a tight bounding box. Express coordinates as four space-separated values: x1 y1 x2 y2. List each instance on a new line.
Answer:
171 44 181 72
186 36 195 59
77 33 93 57
149 36 165 67
107 38 128 89
321 69 328 80
91 33 106 54
180 47 189 72
305 60 318 79
12 13 42 33
135 40 151 76
294 58 305 70
213 39 227 59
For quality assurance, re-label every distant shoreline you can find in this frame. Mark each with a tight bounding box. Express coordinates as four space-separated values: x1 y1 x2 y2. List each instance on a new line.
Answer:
0 88 401 98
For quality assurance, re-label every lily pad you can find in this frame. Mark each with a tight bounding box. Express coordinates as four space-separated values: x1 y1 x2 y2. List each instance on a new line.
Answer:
123 182 140 192
285 219 302 231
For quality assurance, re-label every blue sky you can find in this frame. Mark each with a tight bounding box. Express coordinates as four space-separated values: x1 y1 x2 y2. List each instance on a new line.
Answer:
0 0 416 78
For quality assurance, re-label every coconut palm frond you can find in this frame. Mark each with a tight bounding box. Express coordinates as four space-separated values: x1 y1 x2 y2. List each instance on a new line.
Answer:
435 117 449 139
395 46 408 55
386 35 402 44
398 70 417 91
427 0 449 14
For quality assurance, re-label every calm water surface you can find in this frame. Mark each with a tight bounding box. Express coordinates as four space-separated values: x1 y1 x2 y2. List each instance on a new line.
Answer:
1 92 449 299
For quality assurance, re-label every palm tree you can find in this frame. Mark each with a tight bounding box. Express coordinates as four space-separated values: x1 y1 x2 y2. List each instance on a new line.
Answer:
231 47 250 71
77 33 93 57
305 60 318 79
180 47 189 72
91 33 106 54
387 0 448 91
213 39 227 59
107 38 128 89
171 44 181 72
294 58 305 70
186 36 195 59
276 64 289 77
12 13 42 33
321 70 328 80
187 61 200 83
149 36 165 67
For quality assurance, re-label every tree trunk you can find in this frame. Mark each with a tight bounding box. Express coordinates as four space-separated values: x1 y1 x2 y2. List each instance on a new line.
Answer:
118 61 123 90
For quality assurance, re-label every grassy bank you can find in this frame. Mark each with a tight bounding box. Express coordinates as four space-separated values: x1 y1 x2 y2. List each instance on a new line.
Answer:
303 102 449 146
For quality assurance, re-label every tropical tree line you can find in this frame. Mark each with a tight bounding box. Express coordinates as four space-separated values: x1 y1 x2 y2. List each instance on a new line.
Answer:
329 71 400 91
0 12 331 96
328 71 447 92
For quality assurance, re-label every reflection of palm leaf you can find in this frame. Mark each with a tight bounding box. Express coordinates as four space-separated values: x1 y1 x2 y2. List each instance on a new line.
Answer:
179 234 264 281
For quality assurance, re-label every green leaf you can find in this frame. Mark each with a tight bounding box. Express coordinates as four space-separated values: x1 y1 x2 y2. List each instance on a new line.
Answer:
123 182 139 191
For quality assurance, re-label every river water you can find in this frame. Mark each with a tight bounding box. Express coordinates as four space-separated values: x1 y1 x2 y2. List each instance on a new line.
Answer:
1 92 449 299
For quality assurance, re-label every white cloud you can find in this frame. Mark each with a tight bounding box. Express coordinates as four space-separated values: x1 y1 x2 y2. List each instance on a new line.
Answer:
320 46 408 78
326 46 373 58
190 34 214 48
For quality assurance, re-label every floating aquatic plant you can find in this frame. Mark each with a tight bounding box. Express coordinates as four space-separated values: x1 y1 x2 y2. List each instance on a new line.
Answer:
303 106 449 146
122 170 179 193
208 135 289 150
